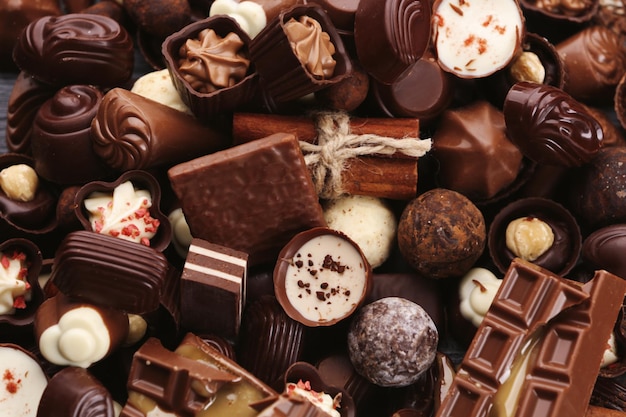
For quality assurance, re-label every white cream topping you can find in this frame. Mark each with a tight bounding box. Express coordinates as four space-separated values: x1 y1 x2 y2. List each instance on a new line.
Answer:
0 251 29 315
284 233 367 324
0 346 48 417
432 0 523 78
459 267 502 328
0 164 39 202
209 0 267 38
601 332 619 368
131 69 192 114
84 181 159 246
168 207 193 258
286 381 340 417
39 307 111 368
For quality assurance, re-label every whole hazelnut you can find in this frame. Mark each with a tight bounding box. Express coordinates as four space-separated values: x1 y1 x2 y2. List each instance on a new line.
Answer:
397 188 486 279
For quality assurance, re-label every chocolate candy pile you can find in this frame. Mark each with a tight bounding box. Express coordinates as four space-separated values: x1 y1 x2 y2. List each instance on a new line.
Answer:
2 0 626 416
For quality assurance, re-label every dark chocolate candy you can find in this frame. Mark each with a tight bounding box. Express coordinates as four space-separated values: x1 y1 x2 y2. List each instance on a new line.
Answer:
123 0 192 38
432 100 524 201
353 0 430 84
31 84 111 185
91 88 231 172
180 238 248 341
168 133 327 266
37 367 116 417
12 13 134 87
49 230 169 314
306 0 358 32
504 81 604 167
582 224 626 280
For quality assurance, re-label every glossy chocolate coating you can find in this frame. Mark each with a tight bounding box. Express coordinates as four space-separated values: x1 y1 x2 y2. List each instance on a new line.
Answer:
31 84 111 185
503 81 604 167
37 367 116 417
432 100 524 201
488 197 581 276
306 0 359 31
12 13 134 87
123 0 192 38
557 25 626 105
582 224 626 279
354 0 430 84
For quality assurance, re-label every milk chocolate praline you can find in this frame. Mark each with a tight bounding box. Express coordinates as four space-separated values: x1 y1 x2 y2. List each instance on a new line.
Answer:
519 0 599 43
488 197 581 275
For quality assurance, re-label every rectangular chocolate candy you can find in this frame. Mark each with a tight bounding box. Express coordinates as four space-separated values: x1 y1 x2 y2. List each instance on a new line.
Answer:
436 258 626 417
180 238 248 341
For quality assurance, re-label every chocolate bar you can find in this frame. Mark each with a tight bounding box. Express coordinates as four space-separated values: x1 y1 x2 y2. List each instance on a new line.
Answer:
180 238 248 340
435 258 626 417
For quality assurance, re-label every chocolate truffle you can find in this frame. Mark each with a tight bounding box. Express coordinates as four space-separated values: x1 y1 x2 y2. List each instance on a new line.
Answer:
397 188 486 279
347 297 438 387
432 100 524 201
123 0 192 39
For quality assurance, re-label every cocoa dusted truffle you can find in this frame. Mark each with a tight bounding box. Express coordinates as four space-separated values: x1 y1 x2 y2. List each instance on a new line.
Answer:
397 188 486 279
347 297 438 387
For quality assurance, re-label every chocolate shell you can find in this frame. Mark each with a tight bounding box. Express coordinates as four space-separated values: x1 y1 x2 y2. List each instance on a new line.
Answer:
12 13 134 87
582 224 626 280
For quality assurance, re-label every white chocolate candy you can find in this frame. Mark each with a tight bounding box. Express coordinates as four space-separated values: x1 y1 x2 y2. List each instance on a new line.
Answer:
131 69 192 115
210 0 267 38
601 332 619 368
39 307 111 368
459 267 502 328
323 195 397 269
84 181 158 246
432 0 524 78
168 207 193 258
0 345 48 417
0 164 39 202
0 251 30 315
285 381 340 417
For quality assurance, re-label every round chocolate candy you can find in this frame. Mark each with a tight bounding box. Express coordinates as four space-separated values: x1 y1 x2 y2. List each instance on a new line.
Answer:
397 188 486 279
273 227 372 327
347 297 438 387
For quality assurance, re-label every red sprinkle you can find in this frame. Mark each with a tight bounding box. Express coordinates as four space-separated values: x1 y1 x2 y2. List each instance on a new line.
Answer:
1 255 10 269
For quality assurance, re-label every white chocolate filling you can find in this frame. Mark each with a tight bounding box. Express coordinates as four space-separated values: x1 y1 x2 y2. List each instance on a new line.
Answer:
131 69 192 115
0 252 30 315
459 267 502 328
432 0 523 78
0 346 47 417
286 381 341 417
39 307 111 368
210 0 267 39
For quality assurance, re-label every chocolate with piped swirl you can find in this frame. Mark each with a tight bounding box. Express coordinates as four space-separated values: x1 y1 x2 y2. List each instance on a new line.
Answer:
31 84 111 185
91 88 230 172
353 0 430 84
503 81 604 167
12 13 134 87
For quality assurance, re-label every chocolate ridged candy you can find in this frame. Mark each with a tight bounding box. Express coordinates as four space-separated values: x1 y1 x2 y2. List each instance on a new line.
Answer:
504 81 604 167
37 367 116 417
557 25 626 105
6 71 56 155
354 0 430 84
582 224 626 279
12 13 134 87
237 296 305 386
31 84 111 185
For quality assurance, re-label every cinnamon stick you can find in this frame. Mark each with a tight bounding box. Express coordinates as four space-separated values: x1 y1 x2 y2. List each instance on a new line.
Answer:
339 156 417 200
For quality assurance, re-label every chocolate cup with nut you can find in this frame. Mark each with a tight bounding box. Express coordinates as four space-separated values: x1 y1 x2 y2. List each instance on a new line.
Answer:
73 170 172 252
488 197 581 276
163 15 259 120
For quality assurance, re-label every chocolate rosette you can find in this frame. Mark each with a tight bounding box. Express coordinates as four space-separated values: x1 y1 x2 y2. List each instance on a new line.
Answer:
504 81 604 167
31 84 111 185
12 13 134 87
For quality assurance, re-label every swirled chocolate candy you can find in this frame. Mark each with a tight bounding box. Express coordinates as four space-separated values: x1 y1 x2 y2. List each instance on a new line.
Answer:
503 81 604 167
353 0 430 84
583 224 626 279
556 25 626 105
31 84 111 185
12 13 134 87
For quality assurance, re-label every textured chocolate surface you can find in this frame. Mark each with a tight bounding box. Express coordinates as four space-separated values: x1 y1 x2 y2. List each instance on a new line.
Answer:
504 81 604 167
582 224 626 280
91 88 230 172
49 231 169 314
37 366 116 417
12 13 134 87
180 238 248 341
435 258 626 417
168 132 326 266
31 84 111 185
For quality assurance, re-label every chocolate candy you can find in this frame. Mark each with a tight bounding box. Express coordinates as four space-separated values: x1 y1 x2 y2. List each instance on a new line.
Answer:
353 0 430 84
49 231 169 315
397 188 486 279
504 81 604 167
12 13 134 87
435 258 626 417
168 132 327 266
274 227 372 327
180 238 248 341
347 297 438 387
31 84 111 185
37 367 116 417
431 0 525 79
432 100 524 201
123 0 192 39
582 224 626 279
91 88 231 172
0 343 48 415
